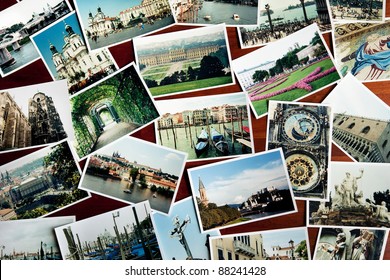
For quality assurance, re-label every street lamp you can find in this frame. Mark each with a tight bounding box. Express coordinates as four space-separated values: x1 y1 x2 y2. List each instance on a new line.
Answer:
0 245 5 260
300 0 309 23
265 4 274 33
289 239 295 260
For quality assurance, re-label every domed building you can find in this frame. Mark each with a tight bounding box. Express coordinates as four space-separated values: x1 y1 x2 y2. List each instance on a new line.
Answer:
87 7 121 37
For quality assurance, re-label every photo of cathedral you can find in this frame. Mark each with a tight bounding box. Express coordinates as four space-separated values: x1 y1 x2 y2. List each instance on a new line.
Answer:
266 100 331 200
31 12 117 95
0 80 74 152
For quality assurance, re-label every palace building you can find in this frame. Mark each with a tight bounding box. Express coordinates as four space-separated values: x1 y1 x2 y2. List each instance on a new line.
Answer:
332 113 390 163
211 234 264 260
50 22 114 88
119 0 171 26
28 92 67 146
0 91 31 151
139 45 220 67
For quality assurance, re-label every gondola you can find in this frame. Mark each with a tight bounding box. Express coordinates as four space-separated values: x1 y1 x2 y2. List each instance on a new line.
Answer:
223 124 251 141
211 127 229 155
194 129 209 157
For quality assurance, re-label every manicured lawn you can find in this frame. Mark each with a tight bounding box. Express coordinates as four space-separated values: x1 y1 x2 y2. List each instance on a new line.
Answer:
149 75 233 96
143 72 167 81
142 65 171 75
250 59 340 117
224 217 251 226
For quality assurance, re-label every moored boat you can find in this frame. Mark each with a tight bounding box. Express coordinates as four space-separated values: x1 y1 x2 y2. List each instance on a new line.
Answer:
195 129 209 157
203 15 211 20
232 14 240 20
211 127 229 155
223 124 251 141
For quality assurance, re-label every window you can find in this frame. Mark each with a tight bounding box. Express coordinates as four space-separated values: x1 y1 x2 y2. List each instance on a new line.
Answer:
97 54 102 62
348 123 355 129
227 252 232 260
361 126 370 134
337 120 344 125
218 249 224 260
235 254 239 260
383 140 388 149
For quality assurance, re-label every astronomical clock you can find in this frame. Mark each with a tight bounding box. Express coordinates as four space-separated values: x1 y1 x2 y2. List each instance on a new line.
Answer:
267 101 331 200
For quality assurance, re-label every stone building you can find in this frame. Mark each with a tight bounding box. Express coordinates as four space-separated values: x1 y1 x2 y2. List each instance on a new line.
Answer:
50 22 114 88
332 113 390 163
139 45 220 67
87 7 121 37
119 0 171 26
0 91 31 151
9 176 52 204
198 177 209 207
0 208 17 221
211 234 264 260
28 92 67 146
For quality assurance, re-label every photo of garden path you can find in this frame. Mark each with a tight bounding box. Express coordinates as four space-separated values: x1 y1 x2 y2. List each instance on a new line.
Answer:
234 24 341 118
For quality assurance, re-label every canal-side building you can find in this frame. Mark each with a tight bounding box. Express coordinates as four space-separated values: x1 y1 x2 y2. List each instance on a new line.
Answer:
0 91 32 151
28 91 67 146
268 243 297 260
211 234 264 260
332 113 390 163
87 7 121 37
50 22 114 87
139 45 220 67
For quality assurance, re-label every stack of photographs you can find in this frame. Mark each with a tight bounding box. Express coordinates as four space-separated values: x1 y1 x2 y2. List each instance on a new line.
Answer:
0 0 389 262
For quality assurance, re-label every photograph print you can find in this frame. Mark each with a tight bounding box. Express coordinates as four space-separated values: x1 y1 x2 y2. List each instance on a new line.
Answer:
0 216 75 260
0 0 72 77
31 12 118 95
238 0 332 49
133 24 234 97
328 0 385 23
171 0 259 26
152 197 220 260
209 227 310 260
313 226 388 260
266 101 332 200
308 161 390 229
54 201 162 260
232 23 340 119
155 92 254 161
0 80 75 153
79 136 187 214
74 0 175 51
333 21 390 81
188 148 297 233
322 73 390 163
0 140 89 220
70 62 160 160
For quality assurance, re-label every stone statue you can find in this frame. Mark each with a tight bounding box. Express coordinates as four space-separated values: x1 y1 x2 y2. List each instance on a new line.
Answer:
370 201 390 222
339 169 364 207
351 229 374 260
170 215 193 259
321 232 346 260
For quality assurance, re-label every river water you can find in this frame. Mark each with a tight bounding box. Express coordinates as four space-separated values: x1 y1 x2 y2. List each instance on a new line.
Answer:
259 4 318 26
2 41 40 75
157 121 252 160
81 174 172 214
181 1 258 25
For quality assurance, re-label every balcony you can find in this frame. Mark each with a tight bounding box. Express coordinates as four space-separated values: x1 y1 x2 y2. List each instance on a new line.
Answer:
233 240 256 257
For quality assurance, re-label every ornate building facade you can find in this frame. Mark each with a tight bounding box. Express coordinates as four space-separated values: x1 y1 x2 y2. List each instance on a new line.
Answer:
268 102 331 199
28 92 67 145
87 7 121 36
332 113 390 163
10 175 53 204
0 91 31 151
119 0 171 26
139 45 220 67
211 234 264 260
50 22 114 88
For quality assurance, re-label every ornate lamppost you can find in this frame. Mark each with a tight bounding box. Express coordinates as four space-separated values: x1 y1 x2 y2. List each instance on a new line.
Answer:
265 4 274 33
300 0 309 23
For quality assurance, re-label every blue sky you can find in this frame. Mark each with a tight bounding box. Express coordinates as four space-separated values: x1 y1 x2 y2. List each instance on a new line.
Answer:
91 136 187 176
75 0 145 28
152 197 219 260
32 12 85 78
188 149 290 206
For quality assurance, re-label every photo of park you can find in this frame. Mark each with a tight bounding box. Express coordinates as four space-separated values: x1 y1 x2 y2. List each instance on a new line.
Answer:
70 63 160 160
133 24 234 97
74 0 174 51
233 23 340 118
54 202 162 260
0 217 74 260
0 140 89 220
152 197 220 260
155 92 253 161
188 148 296 232
209 227 310 260
238 0 332 48
79 136 187 214
308 162 390 229
333 21 390 81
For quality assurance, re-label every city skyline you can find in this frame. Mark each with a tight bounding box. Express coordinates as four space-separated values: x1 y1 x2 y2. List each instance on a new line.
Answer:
188 149 292 206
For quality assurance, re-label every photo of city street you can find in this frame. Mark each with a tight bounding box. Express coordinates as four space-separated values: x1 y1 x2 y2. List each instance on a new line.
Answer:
134 24 234 97
74 0 175 51
329 0 385 22
171 0 259 26
55 202 162 260
0 0 72 76
0 140 89 220
79 136 187 214
0 217 74 260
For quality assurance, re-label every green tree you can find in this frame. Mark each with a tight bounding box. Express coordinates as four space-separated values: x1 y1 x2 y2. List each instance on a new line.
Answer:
252 70 269 83
198 56 225 80
295 240 308 260
130 168 139 182
144 79 158 88
187 66 198 81
139 173 148 189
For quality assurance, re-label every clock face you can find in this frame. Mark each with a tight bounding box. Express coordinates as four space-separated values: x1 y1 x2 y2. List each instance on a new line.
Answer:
286 153 320 193
282 110 321 143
